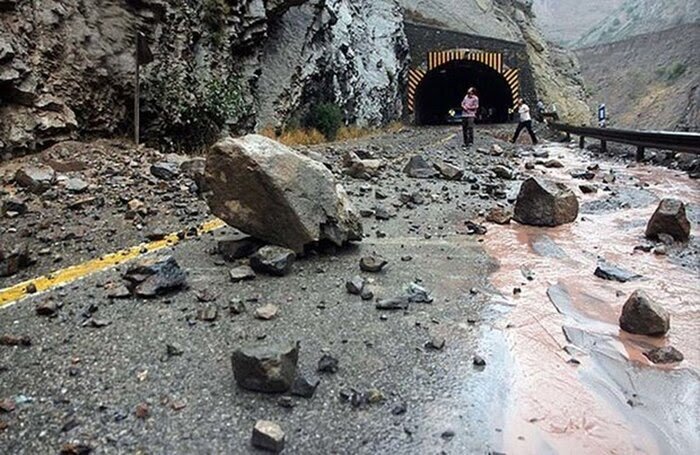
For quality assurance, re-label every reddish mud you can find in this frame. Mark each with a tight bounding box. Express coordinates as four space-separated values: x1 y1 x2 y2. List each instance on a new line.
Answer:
483 145 699 454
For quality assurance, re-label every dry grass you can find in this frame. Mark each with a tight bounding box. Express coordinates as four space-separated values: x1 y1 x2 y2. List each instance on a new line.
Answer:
259 122 406 146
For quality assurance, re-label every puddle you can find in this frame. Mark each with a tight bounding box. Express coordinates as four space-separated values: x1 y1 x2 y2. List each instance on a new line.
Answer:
481 144 700 453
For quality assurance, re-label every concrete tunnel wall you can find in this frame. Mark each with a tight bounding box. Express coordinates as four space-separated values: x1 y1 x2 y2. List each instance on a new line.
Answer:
404 22 537 122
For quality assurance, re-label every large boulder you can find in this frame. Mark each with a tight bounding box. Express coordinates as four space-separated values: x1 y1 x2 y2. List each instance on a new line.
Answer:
513 178 579 227
403 155 438 179
645 199 691 242
205 135 362 253
619 290 670 337
231 341 299 393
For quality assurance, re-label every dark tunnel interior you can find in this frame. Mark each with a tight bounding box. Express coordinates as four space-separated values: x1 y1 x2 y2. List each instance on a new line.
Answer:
414 60 513 125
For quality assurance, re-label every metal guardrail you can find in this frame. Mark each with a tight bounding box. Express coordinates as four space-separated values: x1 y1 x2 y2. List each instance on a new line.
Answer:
549 123 700 160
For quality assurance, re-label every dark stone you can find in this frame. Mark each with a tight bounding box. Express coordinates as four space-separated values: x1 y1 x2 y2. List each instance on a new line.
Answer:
391 402 407 415
317 354 339 374
35 301 59 317
644 346 684 364
250 246 295 276
2 197 27 216
594 261 641 283
252 420 285 453
231 341 299 393
123 256 187 298
492 165 514 180
0 335 31 346
346 275 365 295
619 290 670 336
150 161 180 180
360 287 374 301
579 184 597 194
514 178 579 227
217 236 263 261
290 375 320 398
403 155 438 178
0 245 35 277
473 355 486 366
374 205 393 220
544 159 564 168
359 255 388 273
166 343 184 357
229 265 256 283
645 199 691 242
486 206 512 224
570 169 595 180
376 296 409 310
464 220 487 235
229 298 246 315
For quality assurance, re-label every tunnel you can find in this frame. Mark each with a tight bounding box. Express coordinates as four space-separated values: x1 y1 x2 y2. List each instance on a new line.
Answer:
414 59 513 125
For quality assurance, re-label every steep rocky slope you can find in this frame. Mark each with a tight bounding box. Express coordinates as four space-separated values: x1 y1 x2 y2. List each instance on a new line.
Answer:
577 23 699 131
533 0 699 48
0 0 409 155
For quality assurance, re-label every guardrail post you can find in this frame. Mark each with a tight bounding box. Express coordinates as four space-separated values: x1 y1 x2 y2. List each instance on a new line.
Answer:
636 146 645 162
579 136 585 149
601 140 607 153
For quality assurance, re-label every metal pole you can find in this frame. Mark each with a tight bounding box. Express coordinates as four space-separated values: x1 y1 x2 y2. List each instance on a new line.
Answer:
134 32 140 146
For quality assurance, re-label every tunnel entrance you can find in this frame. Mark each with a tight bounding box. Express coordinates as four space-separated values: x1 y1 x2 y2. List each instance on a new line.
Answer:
414 60 513 125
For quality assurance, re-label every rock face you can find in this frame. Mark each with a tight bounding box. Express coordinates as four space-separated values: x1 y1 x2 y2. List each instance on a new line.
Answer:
231 341 299 393
645 199 691 242
205 135 362 253
0 0 409 156
513 178 579 227
619 290 670 336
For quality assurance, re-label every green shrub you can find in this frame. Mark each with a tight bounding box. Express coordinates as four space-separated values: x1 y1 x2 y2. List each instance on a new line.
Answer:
141 63 245 151
665 62 687 82
304 103 344 140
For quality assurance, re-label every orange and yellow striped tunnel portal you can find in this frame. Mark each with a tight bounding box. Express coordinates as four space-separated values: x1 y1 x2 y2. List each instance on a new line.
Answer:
407 49 520 114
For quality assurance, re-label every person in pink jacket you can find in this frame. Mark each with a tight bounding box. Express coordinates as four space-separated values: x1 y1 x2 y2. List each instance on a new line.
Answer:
461 87 479 147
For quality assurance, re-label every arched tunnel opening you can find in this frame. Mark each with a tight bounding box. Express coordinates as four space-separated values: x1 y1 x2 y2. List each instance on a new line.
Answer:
414 60 513 125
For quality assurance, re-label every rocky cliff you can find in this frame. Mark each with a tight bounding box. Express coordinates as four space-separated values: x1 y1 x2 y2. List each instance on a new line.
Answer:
0 0 409 155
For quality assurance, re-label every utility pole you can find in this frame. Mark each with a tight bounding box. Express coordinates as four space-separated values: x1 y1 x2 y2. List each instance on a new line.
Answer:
134 31 153 146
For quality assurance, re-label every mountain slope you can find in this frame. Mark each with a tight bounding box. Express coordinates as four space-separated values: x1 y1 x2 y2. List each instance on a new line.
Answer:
576 23 699 131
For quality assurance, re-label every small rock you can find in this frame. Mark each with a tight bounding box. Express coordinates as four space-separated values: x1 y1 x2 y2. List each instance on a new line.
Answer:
2 197 27 216
0 398 15 412
252 420 285 453
403 155 438 178
570 169 595 180
579 184 597 194
0 335 31 347
64 178 89 193
643 346 684 364
196 303 218 322
359 255 388 273
166 343 184 357
232 341 299 392
317 354 339 374
36 301 59 317
490 144 504 156
391 402 407 415
360 287 374 301
376 296 409 310
229 265 256 283
14 166 56 194
290 375 320 398
406 282 433 303
594 261 641 283
346 275 365 295
217 236 262 261
250 246 295 276
619 290 670 336
59 442 93 455
426 336 445 350
434 162 464 180
492 165 514 180
544 159 564 168
486 206 512 224
135 403 149 419
123 256 187 298
0 245 35 277
473 355 486 366
254 304 279 320
150 162 180 180
229 298 246 315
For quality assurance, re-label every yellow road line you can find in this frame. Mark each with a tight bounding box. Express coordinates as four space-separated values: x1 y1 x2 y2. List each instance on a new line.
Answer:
0 218 226 308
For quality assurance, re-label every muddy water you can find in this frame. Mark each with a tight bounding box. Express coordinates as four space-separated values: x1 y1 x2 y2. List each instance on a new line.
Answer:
482 144 700 454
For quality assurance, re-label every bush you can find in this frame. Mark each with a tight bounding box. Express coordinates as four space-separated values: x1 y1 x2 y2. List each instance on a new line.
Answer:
304 103 344 141
141 63 245 151
666 62 687 82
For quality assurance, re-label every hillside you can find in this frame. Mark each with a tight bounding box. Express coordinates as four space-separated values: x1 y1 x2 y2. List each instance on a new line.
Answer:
533 0 698 48
576 23 699 131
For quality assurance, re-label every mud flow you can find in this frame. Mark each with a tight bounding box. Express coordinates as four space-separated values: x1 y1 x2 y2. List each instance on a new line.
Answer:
482 144 699 454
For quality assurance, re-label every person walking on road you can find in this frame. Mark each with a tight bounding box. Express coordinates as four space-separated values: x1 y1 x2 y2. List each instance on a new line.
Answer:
461 87 479 147
511 98 538 145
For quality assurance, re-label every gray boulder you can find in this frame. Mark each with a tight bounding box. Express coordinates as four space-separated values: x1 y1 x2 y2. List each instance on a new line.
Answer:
232 341 299 393
434 162 464 180
645 199 691 242
14 166 55 194
205 135 362 254
403 155 438 178
514 178 579 227
619 290 670 336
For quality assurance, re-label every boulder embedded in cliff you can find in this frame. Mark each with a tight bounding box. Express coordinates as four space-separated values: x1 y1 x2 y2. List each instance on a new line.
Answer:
645 199 691 242
205 135 363 253
513 178 579 227
619 290 670 337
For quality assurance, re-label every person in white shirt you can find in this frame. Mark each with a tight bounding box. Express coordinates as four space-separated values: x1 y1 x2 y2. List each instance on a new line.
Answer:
511 98 538 144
